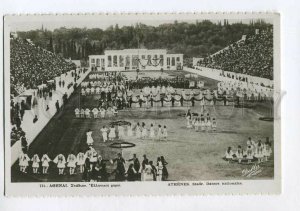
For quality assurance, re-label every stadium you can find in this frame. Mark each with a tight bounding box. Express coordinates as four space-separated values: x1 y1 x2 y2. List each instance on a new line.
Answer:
9 19 275 182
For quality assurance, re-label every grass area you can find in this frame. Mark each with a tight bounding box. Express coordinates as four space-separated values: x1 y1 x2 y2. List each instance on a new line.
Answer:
11 70 274 182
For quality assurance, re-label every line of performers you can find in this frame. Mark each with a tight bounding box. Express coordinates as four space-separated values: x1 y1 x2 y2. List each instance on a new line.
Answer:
86 122 168 145
75 107 118 119
217 81 273 100
18 148 169 182
186 110 217 132
224 137 273 164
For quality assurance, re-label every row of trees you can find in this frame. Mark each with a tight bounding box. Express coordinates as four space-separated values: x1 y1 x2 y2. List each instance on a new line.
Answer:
16 19 272 62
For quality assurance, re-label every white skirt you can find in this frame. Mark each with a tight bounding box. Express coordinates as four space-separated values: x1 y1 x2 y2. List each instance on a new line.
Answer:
90 156 97 163
247 154 253 160
109 132 116 138
263 149 272 157
19 160 29 167
87 137 94 144
42 161 49 167
77 159 85 166
67 161 76 168
102 133 108 141
142 172 153 181
57 163 65 168
32 162 39 168
255 153 264 158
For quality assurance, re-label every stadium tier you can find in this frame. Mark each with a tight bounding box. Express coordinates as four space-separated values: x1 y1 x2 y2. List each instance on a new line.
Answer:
200 30 273 80
10 38 76 96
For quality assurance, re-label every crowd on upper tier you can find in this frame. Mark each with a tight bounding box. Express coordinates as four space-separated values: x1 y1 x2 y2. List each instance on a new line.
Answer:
10 38 76 96
200 30 273 80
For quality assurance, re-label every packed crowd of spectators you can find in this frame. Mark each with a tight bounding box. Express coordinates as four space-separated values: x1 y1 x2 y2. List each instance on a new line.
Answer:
200 30 273 80
10 38 76 96
10 99 30 147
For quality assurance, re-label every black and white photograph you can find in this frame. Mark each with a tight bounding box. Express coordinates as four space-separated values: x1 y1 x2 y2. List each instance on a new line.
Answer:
3 13 281 196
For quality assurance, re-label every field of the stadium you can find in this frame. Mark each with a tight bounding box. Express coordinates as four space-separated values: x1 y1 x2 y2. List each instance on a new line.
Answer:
11 70 274 182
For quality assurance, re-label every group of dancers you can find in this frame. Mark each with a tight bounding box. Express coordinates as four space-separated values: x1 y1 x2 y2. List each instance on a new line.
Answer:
224 137 273 164
80 82 126 95
218 80 273 101
17 147 106 176
186 109 217 132
75 107 118 119
18 148 169 182
86 122 168 145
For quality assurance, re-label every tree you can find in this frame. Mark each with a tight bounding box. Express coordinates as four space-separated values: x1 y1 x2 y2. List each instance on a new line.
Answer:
16 20 273 60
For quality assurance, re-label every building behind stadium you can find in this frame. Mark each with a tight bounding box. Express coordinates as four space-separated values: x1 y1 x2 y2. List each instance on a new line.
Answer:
89 49 183 71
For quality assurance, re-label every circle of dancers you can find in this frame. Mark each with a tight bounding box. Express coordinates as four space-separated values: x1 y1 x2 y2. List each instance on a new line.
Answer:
224 137 272 164
18 148 169 182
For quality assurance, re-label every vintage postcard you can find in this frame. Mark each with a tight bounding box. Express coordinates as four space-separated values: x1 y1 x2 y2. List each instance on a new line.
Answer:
3 13 281 196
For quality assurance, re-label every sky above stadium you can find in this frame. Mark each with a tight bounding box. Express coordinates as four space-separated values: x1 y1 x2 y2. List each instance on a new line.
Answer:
7 14 274 32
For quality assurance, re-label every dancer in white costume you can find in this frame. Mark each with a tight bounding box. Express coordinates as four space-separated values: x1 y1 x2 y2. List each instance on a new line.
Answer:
136 123 142 139
246 145 254 163
100 126 108 142
142 161 153 181
91 87 95 94
54 154 66 175
85 146 97 170
41 153 51 174
31 154 40 174
108 126 116 141
157 125 163 140
206 119 212 132
100 108 106 118
76 152 86 173
162 125 168 140
149 124 155 139
212 118 217 132
118 124 125 139
127 123 133 137
141 123 147 139
194 118 200 131
85 108 91 118
18 152 30 173
156 157 163 181
67 153 77 175
186 116 192 129
200 116 206 131
86 129 94 146
255 141 264 163
235 146 244 163
225 147 233 163
74 108 80 118
92 108 99 118
263 142 272 161
113 105 118 116
80 108 85 118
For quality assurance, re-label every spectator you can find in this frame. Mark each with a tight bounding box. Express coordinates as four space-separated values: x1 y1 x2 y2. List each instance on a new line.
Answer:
55 100 59 112
33 115 38 123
